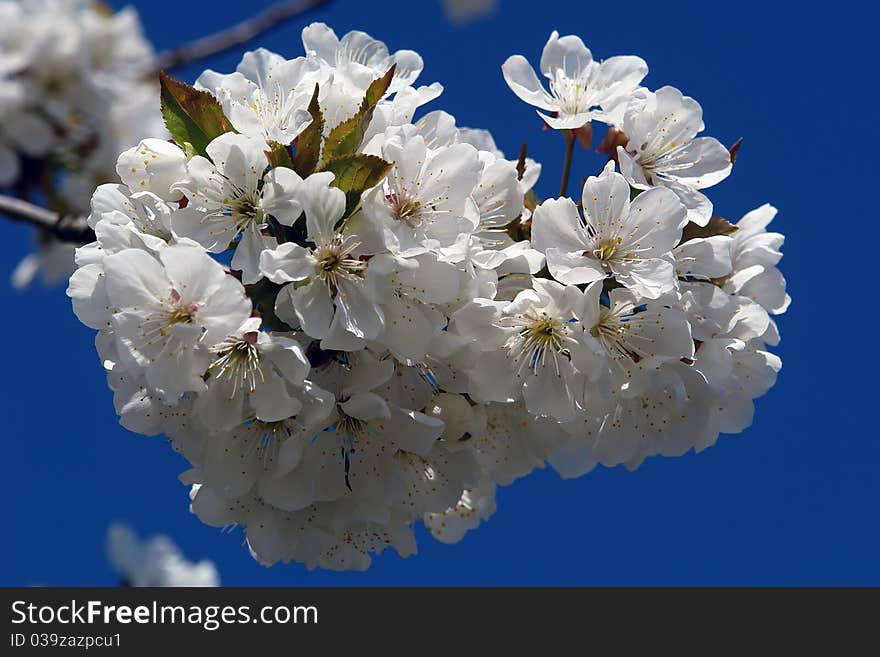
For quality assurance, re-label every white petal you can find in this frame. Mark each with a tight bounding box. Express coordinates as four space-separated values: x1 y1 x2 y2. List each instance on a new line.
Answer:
335 279 384 340
259 242 315 283
302 173 345 242
103 249 168 309
531 197 589 254
116 139 187 201
171 206 238 253
581 163 631 236
250 377 302 422
540 31 592 79
614 257 676 299
340 392 390 421
291 280 334 338
545 248 606 286
539 111 593 130
624 186 685 255
261 166 304 226
501 55 555 111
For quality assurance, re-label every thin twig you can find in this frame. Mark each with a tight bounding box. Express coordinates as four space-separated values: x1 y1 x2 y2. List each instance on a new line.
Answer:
0 195 93 243
153 0 329 73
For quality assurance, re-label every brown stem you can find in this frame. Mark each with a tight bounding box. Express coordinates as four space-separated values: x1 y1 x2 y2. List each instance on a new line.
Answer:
559 131 576 197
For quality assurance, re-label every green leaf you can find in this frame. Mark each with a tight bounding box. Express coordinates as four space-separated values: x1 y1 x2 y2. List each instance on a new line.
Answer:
159 71 233 157
292 85 324 177
321 66 396 165
323 153 393 213
679 215 738 244
266 141 294 169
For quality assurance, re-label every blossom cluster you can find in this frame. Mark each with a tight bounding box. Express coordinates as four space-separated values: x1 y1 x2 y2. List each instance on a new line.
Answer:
1 0 163 288
68 24 788 570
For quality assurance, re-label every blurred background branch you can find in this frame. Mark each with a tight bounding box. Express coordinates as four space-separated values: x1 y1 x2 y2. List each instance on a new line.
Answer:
0 196 92 244
153 0 329 72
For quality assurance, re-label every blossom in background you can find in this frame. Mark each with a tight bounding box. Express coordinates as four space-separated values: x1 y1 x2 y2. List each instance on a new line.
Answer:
1 0 164 289
62 21 788 572
441 0 498 24
11 237 76 290
107 523 219 587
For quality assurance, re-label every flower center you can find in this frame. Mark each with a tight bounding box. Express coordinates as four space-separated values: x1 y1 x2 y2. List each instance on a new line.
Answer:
235 198 260 218
248 419 297 469
593 239 619 263
168 307 196 324
586 237 635 268
591 307 641 363
549 72 594 116
166 290 199 325
210 332 262 395
386 193 424 228
137 291 203 350
338 413 366 439
313 236 366 289
592 308 626 343
230 193 265 233
505 311 573 374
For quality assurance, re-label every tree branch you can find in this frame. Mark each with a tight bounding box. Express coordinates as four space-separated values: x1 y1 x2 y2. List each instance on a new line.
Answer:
153 0 329 73
0 195 93 243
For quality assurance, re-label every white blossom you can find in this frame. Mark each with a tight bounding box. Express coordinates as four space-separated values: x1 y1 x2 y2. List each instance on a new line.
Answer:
362 127 482 256
196 48 324 145
172 133 304 283
3 0 163 288
532 162 685 299
617 87 732 225
502 31 647 129
723 204 790 315
102 245 252 400
260 173 385 348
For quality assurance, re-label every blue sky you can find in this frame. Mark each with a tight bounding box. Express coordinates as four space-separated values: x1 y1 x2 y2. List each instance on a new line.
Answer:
1 0 875 585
